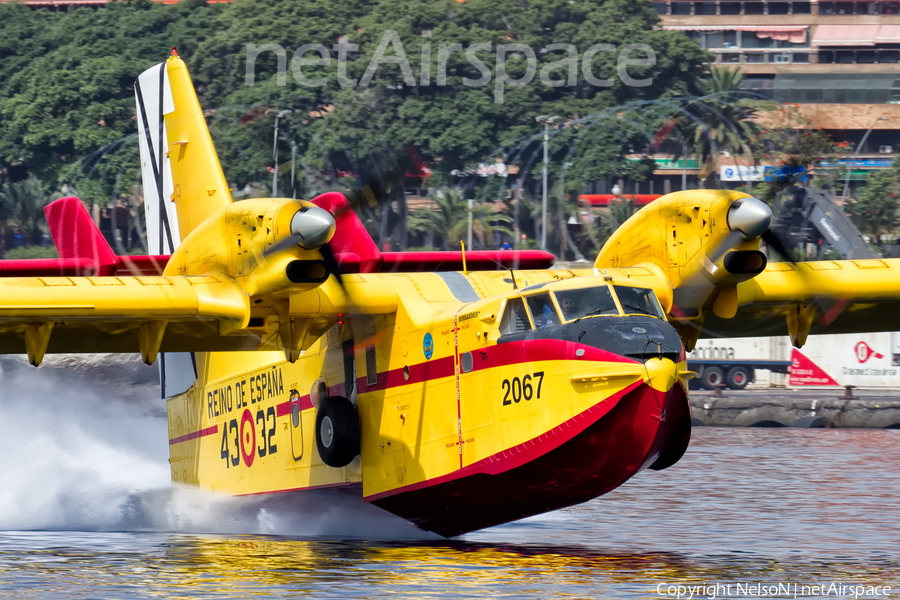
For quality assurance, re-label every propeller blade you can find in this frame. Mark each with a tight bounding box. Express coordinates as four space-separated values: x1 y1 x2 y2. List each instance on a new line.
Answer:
319 243 343 286
761 229 795 264
264 233 305 257
706 229 746 267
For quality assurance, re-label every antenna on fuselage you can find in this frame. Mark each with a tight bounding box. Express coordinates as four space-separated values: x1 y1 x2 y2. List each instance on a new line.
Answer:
507 267 518 289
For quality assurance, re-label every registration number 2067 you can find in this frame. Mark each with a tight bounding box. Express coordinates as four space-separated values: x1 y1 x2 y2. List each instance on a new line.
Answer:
501 372 544 406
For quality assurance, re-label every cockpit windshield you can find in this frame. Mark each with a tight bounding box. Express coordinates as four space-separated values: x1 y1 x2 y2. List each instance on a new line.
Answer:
497 284 666 336
555 286 618 320
613 285 665 319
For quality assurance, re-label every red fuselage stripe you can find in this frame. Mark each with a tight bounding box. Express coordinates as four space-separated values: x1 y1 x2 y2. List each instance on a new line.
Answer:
169 424 219 445
169 339 638 451
274 393 315 417
361 338 635 394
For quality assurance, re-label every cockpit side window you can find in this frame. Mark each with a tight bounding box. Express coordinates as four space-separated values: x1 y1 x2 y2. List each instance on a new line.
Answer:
556 287 618 320
613 285 665 319
525 293 560 329
499 297 532 335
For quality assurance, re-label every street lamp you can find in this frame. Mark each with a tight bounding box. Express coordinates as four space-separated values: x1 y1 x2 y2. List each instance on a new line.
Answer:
843 117 888 199
535 115 562 251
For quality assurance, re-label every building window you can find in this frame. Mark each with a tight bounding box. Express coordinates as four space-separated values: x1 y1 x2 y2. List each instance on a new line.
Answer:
695 1 717 14
792 1 811 13
792 52 810 63
836 1 856 13
652 1 668 14
743 32 776 49
745 1 765 13
704 30 739 48
721 1 741 14
671 2 692 14
721 53 741 63
744 52 765 63
768 1 790 13
836 50 855 64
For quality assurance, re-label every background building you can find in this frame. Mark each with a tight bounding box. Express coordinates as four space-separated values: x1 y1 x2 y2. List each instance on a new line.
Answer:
655 0 900 196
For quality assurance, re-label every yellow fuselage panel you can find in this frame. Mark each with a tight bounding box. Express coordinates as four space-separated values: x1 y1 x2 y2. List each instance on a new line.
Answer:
168 341 362 494
164 268 669 500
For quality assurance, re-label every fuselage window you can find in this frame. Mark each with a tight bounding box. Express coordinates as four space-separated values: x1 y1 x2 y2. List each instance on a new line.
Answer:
556 287 619 320
461 352 474 373
365 345 378 386
525 293 560 328
499 297 532 335
613 286 665 319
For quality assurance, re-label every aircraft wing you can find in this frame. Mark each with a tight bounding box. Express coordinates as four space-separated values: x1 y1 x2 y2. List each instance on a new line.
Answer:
0 275 257 365
699 258 900 343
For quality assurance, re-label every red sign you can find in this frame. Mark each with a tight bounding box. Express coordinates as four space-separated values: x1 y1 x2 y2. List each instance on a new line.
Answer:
789 349 839 386
854 341 884 364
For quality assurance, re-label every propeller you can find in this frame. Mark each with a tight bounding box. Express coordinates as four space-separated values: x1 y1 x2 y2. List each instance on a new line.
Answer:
674 196 774 314
259 203 347 287
695 196 774 281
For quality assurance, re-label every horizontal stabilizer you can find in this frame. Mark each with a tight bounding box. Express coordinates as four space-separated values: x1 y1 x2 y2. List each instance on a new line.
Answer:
44 197 118 274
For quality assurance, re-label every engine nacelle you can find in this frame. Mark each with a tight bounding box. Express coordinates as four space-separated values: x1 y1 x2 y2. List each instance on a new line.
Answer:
595 190 772 319
164 198 335 299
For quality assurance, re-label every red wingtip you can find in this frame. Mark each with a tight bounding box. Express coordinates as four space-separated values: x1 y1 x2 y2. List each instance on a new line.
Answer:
170 46 179 57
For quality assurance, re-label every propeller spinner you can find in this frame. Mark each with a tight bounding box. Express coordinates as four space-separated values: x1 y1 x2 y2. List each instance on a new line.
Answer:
726 196 773 240
265 204 337 256
290 205 337 250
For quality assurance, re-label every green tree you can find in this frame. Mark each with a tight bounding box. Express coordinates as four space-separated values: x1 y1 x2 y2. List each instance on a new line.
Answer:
0 0 712 253
845 157 900 246
0 1 223 186
0 174 50 256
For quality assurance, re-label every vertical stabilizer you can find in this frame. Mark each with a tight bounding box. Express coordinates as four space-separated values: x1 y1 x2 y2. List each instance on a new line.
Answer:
134 51 232 253
135 61 178 254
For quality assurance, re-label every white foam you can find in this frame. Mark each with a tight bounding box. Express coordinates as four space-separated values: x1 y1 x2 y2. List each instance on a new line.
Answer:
0 358 435 540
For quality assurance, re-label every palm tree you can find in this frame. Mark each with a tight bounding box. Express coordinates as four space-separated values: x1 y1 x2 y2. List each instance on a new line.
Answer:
677 67 774 187
408 188 512 250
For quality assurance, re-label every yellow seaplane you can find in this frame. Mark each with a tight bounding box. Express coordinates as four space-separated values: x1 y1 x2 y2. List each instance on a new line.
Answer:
1 51 898 537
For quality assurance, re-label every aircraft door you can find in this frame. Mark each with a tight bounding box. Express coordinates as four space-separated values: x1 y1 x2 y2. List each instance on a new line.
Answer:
288 388 304 461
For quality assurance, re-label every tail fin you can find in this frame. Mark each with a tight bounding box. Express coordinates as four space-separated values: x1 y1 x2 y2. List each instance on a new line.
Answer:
44 197 118 275
135 50 232 253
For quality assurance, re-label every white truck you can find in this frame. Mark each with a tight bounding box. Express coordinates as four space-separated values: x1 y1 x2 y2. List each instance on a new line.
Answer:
688 333 900 389
688 337 792 390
